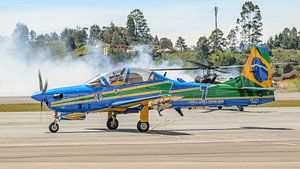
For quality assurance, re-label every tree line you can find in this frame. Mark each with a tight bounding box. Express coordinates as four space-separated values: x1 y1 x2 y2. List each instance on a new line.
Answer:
3 1 299 67
267 27 300 50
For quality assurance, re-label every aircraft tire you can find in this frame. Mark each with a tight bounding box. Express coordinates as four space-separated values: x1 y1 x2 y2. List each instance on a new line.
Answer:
106 118 119 130
238 106 244 112
137 121 149 132
218 106 222 110
49 122 59 133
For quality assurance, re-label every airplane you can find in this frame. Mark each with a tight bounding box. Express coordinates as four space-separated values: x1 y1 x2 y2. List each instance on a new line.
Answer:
31 47 275 133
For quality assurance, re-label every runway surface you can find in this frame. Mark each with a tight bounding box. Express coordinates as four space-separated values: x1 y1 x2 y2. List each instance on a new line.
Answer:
0 107 300 168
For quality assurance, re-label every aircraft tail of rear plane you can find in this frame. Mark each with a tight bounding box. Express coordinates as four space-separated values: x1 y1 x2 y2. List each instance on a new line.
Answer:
225 47 273 89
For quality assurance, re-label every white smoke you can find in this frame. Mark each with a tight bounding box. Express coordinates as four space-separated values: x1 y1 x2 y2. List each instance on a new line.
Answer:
0 39 193 96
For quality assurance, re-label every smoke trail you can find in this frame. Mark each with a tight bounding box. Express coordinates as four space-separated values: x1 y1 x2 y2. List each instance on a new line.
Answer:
0 39 192 96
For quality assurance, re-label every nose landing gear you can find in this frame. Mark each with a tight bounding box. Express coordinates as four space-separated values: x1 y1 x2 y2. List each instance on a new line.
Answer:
106 112 119 130
49 112 60 133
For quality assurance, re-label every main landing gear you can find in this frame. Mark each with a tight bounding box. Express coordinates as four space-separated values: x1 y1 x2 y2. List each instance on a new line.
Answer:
49 103 151 133
49 111 59 133
137 121 150 132
237 106 244 112
106 103 150 132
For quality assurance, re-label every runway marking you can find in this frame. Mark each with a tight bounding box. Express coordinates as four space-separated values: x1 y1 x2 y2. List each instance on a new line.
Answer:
272 142 297 146
148 120 178 138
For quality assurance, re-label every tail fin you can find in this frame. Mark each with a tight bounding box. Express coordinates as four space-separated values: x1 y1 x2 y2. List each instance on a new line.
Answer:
241 47 272 88
225 47 273 88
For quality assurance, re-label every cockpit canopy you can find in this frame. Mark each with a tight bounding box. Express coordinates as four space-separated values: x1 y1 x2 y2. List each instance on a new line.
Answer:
85 67 159 88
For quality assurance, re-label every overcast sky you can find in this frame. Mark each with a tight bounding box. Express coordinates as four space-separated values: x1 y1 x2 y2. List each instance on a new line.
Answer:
0 0 299 46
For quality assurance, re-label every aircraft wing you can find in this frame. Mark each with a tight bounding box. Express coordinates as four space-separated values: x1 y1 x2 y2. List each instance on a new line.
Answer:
240 87 275 91
111 94 183 108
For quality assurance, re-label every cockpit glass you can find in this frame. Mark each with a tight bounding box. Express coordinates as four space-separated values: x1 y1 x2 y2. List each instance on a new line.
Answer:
126 68 153 84
85 75 104 88
86 67 160 87
102 68 127 86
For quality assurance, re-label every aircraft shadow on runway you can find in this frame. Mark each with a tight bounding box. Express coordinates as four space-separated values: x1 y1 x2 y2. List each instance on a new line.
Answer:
199 109 272 114
86 128 191 136
54 126 292 135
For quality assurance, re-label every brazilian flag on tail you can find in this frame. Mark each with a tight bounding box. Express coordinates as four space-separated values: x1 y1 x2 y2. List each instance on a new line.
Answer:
225 47 273 89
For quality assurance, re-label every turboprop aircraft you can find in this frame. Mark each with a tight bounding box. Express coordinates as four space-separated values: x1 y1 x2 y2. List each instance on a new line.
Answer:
31 47 275 133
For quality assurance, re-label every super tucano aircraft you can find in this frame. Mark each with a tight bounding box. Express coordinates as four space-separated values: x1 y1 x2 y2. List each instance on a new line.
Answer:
31 47 275 133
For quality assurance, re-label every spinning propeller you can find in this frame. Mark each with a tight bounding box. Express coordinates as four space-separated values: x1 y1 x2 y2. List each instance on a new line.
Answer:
187 60 230 74
38 71 48 111
150 60 238 74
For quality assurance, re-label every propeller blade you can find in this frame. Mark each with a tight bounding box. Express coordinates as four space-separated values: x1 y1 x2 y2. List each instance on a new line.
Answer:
38 70 43 91
188 60 211 69
40 101 43 111
215 69 229 74
218 65 244 69
43 79 48 95
151 67 200 71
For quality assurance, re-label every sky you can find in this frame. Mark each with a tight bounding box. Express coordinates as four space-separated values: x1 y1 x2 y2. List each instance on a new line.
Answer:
0 0 300 46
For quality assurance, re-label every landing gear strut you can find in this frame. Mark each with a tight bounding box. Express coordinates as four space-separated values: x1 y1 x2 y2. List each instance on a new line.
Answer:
137 103 150 132
106 112 119 130
49 111 59 133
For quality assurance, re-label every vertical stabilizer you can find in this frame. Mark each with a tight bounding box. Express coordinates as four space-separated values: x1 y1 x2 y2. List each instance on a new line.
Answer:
241 47 272 88
224 47 273 88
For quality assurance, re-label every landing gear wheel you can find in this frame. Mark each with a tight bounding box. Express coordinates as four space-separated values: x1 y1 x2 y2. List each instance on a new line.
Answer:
137 121 150 132
49 122 59 133
218 106 222 110
106 118 119 130
238 106 244 112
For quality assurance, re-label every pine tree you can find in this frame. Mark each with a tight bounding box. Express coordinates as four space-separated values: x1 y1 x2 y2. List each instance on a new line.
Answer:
153 35 160 46
12 23 29 44
29 30 36 40
126 15 136 43
60 28 76 51
50 32 59 41
126 9 151 44
281 28 291 49
89 24 101 44
236 1 263 49
288 27 299 49
226 29 237 51
208 28 226 52
196 36 209 58
175 36 187 51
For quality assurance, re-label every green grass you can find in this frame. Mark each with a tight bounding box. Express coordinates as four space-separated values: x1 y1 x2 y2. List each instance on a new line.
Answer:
0 100 299 112
276 79 300 92
289 78 300 86
249 100 300 107
0 103 41 112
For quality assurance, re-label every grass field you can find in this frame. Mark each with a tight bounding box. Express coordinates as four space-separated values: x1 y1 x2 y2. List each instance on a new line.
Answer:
276 79 300 92
0 100 299 112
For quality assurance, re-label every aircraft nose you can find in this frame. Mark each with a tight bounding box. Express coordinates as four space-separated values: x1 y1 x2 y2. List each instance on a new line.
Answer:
31 92 43 102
